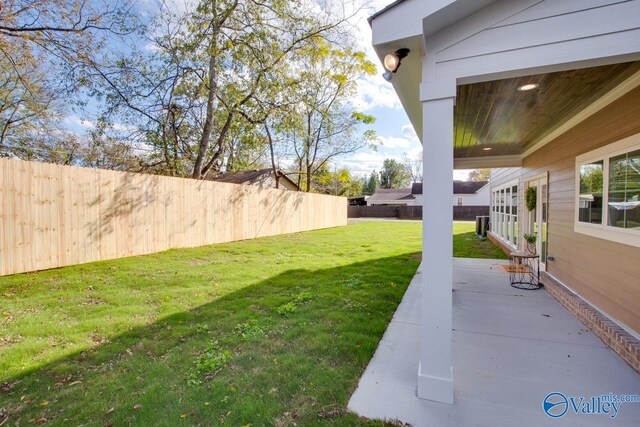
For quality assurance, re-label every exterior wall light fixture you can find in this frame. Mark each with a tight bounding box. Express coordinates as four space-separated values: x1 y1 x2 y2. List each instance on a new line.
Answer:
382 48 410 82
517 83 539 91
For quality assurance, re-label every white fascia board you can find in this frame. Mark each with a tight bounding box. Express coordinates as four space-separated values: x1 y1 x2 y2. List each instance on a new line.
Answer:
431 0 640 83
370 0 457 46
423 0 501 51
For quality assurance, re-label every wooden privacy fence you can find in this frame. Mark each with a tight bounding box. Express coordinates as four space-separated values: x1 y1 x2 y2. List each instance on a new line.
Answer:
348 205 489 220
0 159 347 276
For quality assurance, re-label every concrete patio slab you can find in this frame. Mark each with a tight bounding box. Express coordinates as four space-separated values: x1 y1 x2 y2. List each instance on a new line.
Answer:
348 258 640 426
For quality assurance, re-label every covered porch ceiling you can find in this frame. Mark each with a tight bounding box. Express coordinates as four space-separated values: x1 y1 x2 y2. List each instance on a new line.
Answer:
453 61 640 166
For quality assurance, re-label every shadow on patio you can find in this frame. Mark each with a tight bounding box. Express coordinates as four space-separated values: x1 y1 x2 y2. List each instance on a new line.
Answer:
349 258 640 426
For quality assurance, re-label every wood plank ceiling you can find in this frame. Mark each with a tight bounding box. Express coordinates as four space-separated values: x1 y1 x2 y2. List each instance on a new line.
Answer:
454 61 640 159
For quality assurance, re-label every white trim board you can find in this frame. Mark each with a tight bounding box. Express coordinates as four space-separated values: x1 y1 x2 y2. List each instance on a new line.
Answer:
573 132 640 248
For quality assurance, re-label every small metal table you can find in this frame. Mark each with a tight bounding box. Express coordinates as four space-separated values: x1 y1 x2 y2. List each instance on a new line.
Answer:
509 252 541 290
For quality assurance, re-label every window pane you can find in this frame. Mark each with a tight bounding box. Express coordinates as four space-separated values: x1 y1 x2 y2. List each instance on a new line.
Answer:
608 149 640 229
505 188 511 215
578 161 603 224
512 185 518 245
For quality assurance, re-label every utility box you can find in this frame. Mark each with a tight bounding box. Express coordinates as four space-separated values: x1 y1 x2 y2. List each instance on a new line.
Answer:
476 215 489 238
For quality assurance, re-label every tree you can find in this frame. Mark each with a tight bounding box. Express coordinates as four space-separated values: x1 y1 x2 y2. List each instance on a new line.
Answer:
312 164 363 197
93 0 353 180
403 151 422 183
467 168 490 182
268 41 376 192
379 159 410 189
579 163 603 195
0 0 138 162
363 170 379 195
0 42 60 152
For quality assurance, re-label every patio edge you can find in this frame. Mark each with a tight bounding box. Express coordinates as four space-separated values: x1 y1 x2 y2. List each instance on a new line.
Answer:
541 272 640 375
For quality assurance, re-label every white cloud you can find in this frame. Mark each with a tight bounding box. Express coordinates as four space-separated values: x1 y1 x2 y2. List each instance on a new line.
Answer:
335 150 389 176
402 124 418 141
112 122 137 132
353 74 402 111
63 115 96 130
376 135 412 149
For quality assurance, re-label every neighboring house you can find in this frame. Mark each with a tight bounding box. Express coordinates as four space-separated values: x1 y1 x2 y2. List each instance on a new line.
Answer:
367 188 416 206
370 0 640 403
347 196 367 206
411 181 489 206
370 181 488 206
209 168 299 190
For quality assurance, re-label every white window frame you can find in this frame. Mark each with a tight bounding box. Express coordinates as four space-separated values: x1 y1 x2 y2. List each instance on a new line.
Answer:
574 132 640 248
491 179 519 249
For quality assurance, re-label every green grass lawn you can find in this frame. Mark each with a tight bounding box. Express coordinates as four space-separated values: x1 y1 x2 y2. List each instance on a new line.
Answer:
0 221 505 426
453 221 509 259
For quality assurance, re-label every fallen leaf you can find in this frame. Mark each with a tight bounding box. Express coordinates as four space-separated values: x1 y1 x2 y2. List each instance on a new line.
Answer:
40 401 49 407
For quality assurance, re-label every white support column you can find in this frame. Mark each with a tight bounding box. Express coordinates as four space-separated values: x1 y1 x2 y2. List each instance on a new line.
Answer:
418 82 455 404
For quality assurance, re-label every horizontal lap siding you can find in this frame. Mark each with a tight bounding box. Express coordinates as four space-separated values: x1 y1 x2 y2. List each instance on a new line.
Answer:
522 86 640 333
0 161 347 276
489 168 521 188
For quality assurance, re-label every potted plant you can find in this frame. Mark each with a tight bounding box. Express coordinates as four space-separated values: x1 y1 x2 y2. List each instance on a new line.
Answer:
523 232 537 254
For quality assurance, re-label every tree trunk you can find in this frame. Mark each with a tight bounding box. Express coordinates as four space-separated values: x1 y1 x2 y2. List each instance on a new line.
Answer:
264 124 279 189
192 53 217 179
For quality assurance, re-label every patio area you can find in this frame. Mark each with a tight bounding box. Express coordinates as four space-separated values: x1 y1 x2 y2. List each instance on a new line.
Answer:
348 258 640 426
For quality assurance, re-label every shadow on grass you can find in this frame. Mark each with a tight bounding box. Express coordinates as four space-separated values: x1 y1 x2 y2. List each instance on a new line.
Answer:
0 254 419 426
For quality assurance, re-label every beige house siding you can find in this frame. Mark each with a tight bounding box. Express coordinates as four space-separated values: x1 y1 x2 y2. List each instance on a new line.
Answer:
491 86 640 334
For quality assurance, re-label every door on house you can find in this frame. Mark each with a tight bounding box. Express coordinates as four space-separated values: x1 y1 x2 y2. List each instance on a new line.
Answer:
525 175 549 270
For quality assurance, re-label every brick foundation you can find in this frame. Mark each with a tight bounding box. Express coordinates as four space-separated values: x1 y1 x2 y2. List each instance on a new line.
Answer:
541 272 640 374
487 232 513 257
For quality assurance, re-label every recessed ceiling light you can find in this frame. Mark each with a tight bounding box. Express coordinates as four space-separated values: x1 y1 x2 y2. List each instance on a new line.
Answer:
483 147 492 151
518 83 539 91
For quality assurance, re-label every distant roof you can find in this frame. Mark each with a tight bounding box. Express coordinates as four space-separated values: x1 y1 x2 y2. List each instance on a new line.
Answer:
368 188 414 202
411 182 422 195
409 181 488 195
209 168 299 189
453 180 488 194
